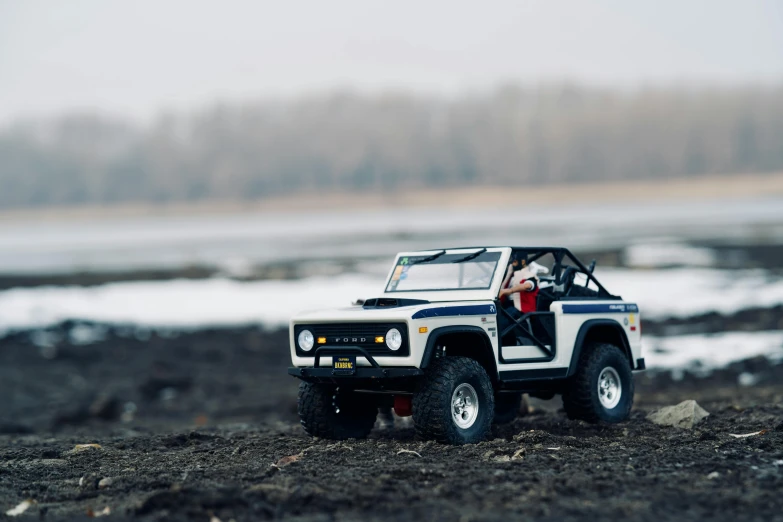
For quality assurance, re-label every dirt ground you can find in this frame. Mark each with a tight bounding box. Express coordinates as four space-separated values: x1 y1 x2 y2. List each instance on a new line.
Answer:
1 324 782 521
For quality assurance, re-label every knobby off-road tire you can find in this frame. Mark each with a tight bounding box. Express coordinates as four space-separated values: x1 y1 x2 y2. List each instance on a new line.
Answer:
297 382 377 440
413 357 494 444
493 393 522 425
562 343 634 423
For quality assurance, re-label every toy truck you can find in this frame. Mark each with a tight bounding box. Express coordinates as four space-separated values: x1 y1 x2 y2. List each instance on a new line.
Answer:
288 247 644 444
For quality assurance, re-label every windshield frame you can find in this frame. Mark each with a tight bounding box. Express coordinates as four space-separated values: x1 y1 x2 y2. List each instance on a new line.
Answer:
381 247 511 302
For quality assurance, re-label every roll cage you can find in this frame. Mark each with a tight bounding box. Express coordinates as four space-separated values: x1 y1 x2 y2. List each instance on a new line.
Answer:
517 246 617 300
437 246 618 300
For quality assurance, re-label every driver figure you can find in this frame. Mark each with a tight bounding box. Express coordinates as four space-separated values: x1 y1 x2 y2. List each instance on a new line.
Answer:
498 253 540 345
499 253 539 314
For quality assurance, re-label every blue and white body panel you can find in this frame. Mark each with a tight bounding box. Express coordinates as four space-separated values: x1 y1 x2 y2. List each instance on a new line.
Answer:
291 298 642 378
290 300 498 369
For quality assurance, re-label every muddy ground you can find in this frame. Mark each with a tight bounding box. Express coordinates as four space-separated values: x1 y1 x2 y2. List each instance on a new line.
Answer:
1 324 782 521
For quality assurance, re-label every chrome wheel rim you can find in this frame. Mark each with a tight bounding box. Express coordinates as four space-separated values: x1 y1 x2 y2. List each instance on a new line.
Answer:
451 383 479 429
598 367 622 409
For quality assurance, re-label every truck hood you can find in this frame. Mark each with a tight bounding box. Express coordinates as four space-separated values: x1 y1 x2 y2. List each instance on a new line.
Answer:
291 299 493 323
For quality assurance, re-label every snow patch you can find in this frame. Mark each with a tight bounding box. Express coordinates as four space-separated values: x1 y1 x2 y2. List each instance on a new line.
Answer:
644 331 783 370
596 268 783 319
1 268 782 340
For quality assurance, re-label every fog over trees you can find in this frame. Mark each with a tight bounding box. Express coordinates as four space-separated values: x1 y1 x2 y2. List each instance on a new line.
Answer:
1 85 782 209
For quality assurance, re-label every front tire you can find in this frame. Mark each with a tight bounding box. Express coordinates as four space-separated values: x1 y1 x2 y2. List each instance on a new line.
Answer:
413 357 494 444
562 343 634 423
297 382 377 439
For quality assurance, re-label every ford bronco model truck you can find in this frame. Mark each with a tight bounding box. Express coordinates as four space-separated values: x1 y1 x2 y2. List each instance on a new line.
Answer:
289 247 644 444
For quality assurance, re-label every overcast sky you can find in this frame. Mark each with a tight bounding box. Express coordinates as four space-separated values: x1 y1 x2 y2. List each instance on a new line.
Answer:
1 0 782 124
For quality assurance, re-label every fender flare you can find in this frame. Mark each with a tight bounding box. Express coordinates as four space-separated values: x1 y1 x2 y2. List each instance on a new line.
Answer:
420 325 497 378
567 319 632 377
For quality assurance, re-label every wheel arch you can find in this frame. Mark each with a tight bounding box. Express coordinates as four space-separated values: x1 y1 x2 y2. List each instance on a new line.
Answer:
421 326 498 382
567 319 632 377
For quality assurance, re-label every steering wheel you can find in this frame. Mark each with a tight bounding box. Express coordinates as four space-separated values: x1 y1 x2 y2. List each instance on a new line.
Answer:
559 266 577 296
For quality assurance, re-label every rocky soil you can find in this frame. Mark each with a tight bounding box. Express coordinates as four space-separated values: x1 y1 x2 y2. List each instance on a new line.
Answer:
1 324 782 521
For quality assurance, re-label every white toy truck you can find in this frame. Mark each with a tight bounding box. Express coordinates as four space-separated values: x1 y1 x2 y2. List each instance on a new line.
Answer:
289 247 644 444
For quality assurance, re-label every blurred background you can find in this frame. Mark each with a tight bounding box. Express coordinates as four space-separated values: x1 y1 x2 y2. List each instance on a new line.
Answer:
1 0 783 430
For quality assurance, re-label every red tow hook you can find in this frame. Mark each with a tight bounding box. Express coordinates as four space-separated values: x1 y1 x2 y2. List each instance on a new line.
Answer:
393 395 413 417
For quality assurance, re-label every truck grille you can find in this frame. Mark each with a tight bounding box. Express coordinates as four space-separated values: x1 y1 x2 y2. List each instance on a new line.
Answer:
293 323 409 357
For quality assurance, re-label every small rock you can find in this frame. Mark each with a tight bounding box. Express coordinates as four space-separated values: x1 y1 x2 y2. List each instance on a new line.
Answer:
647 400 709 429
492 455 511 463
511 448 526 461
69 443 102 454
6 499 35 517
86 506 111 517
98 477 113 489
272 454 301 468
707 471 720 479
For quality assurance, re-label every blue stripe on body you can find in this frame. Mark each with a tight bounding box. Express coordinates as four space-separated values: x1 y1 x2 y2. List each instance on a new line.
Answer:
412 304 496 319
562 303 639 314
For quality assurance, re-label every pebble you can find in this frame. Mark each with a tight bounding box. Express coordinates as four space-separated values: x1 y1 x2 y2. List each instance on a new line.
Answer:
5 500 34 517
647 400 710 429
98 477 114 489
69 443 102 454
707 471 720 479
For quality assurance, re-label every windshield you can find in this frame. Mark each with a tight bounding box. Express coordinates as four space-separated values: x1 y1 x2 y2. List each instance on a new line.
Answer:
385 251 502 292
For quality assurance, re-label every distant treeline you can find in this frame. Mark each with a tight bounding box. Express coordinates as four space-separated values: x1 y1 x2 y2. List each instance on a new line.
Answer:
1 85 782 209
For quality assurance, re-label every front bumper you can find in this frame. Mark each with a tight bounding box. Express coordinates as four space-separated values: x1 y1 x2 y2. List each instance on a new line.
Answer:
288 367 423 379
288 346 423 384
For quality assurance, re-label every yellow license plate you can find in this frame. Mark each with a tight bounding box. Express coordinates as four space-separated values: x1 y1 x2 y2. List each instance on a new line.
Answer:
332 356 356 375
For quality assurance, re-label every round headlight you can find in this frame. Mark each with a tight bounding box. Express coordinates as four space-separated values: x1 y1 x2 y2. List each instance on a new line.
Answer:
298 329 314 352
386 328 403 351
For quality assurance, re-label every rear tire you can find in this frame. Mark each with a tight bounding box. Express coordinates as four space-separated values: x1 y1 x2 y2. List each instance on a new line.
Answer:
493 393 522 425
413 357 494 444
297 382 377 439
562 343 633 423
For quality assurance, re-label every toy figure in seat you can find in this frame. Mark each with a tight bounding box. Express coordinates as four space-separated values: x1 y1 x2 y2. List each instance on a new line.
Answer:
498 254 540 345
499 254 540 313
